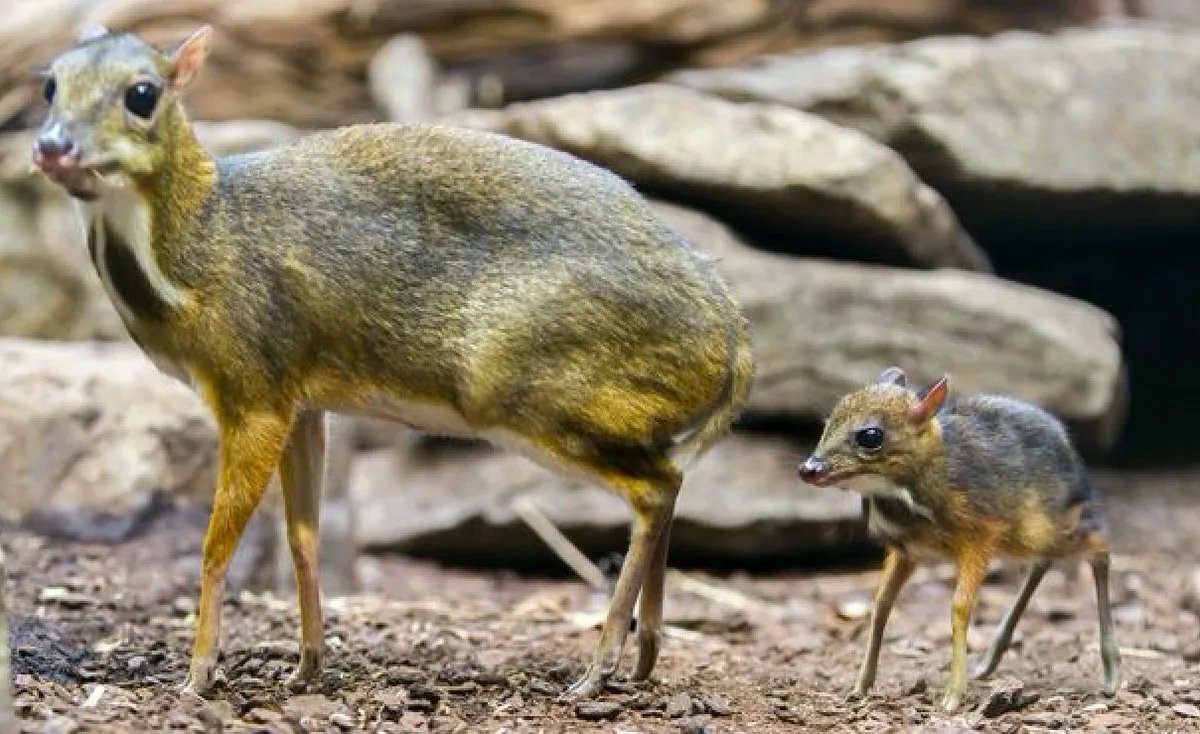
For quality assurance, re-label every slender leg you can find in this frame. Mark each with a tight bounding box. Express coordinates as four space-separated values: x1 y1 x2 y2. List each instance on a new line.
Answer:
279 410 328 691
632 518 673 681
973 557 1051 680
942 546 994 712
1089 551 1122 694
566 480 678 698
854 548 916 696
182 409 292 695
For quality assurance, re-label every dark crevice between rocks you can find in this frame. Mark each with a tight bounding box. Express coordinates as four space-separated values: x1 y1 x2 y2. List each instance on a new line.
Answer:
938 185 1200 467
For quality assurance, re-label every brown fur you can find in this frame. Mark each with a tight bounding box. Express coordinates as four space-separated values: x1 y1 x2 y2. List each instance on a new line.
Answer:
34 26 753 698
800 366 1120 711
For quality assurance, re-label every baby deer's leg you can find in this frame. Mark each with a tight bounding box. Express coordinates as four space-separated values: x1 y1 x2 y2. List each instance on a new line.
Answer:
183 408 293 696
632 519 673 681
974 557 1051 680
854 548 915 697
1088 549 1122 694
566 476 679 698
278 410 327 692
943 539 998 713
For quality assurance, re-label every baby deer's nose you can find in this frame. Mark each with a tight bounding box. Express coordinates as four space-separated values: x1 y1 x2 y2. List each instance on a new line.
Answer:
798 455 828 483
33 127 79 167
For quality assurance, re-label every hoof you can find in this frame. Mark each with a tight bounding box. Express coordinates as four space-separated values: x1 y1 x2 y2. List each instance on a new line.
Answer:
563 671 605 701
939 690 963 713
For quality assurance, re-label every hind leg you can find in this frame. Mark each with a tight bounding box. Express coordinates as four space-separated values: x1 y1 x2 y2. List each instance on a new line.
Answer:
974 557 1051 680
566 472 679 698
1088 548 1122 694
632 517 673 681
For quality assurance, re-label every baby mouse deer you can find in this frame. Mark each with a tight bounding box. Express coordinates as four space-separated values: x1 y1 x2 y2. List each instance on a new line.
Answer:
33 25 753 697
799 367 1120 712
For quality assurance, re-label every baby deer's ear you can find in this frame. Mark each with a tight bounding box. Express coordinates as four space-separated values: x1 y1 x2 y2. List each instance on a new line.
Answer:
908 375 949 424
167 25 213 89
877 366 907 387
76 24 110 44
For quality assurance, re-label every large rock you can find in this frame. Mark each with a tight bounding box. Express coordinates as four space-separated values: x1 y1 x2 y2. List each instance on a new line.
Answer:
452 84 988 270
648 200 1126 451
0 0 771 131
351 432 864 564
669 25 1200 230
0 338 216 529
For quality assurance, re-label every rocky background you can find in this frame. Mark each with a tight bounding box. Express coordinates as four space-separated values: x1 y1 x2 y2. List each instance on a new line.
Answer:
0 0 1196 576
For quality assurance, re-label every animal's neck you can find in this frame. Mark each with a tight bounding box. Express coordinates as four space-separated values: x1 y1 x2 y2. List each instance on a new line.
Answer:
133 102 215 242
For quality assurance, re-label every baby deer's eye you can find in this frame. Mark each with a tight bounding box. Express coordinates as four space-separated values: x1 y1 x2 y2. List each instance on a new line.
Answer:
124 82 159 119
854 425 885 451
42 77 56 104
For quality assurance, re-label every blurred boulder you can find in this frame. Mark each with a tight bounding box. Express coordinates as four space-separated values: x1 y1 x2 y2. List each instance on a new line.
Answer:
0 338 216 529
649 200 1126 452
0 0 771 131
453 84 989 270
670 25 1200 233
368 34 470 123
351 432 864 565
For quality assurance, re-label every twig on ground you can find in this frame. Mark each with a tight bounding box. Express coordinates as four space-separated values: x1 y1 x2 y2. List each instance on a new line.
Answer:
510 495 607 591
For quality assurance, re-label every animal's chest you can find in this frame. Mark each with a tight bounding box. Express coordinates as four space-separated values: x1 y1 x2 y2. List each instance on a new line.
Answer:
81 192 187 381
865 499 949 561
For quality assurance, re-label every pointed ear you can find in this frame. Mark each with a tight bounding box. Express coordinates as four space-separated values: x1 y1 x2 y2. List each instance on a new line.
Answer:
877 366 906 387
76 23 111 44
907 375 949 424
167 25 213 89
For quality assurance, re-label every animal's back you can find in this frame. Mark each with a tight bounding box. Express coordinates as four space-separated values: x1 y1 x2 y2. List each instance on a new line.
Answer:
182 123 747 458
939 394 1092 517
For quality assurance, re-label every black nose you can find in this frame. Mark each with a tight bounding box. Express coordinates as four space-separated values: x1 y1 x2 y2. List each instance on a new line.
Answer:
35 133 77 161
797 455 828 483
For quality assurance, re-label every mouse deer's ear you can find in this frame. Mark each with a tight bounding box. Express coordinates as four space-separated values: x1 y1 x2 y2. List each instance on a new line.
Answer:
167 25 213 89
876 366 907 387
908 375 949 424
76 24 111 44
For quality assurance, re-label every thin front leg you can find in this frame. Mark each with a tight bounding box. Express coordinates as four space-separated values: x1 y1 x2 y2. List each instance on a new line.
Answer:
1089 551 1122 694
632 518 673 681
566 480 678 698
279 409 327 692
182 408 292 696
942 545 994 712
974 557 1051 680
854 548 915 696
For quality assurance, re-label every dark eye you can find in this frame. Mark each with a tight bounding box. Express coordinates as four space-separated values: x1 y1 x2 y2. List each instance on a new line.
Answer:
43 77 56 104
855 426 885 451
124 82 159 119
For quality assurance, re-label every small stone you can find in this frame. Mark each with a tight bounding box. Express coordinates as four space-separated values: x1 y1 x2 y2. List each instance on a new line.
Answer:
574 700 623 721
981 676 1036 718
126 655 147 672
329 711 355 730
444 681 478 695
246 707 282 723
679 716 716 734
525 678 558 696
1022 711 1065 727
1082 702 1109 713
703 695 731 716
1174 703 1200 718
775 707 803 724
38 586 92 609
905 677 928 696
173 596 196 615
388 665 424 684
627 692 654 710
42 715 78 734
836 592 872 620
666 692 693 718
406 698 436 713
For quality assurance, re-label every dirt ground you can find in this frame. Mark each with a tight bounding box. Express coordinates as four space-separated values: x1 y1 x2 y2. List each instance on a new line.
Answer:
5 469 1200 733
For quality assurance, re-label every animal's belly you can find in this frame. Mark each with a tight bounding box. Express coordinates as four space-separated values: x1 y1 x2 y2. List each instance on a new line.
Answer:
324 393 481 438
